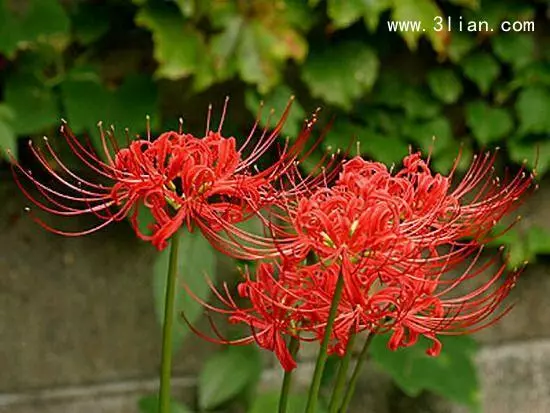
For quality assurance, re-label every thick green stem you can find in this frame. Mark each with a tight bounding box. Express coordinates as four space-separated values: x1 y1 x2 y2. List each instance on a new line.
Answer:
158 231 181 413
338 332 374 413
305 273 345 413
328 333 356 413
278 336 300 413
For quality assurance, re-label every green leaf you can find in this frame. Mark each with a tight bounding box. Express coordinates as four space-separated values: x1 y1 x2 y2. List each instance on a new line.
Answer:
153 231 217 351
491 34 535 70
249 391 328 413
324 119 408 165
515 87 550 135
489 224 550 268
138 395 191 413
0 104 17 160
371 72 412 108
323 119 361 153
61 70 158 146
237 22 280 93
174 0 195 17
488 224 529 269
513 63 550 88
198 346 261 410
302 42 379 109
405 117 453 154
464 2 535 30
244 86 305 138
427 69 463 104
136 6 202 80
210 14 243 80
528 227 550 256
4 71 59 134
212 3 306 93
370 334 480 408
0 103 15 122
448 0 479 8
207 0 240 29
508 139 550 177
363 0 392 31
71 3 110 45
135 204 156 237
363 131 409 165
367 109 404 137
461 53 500 94
320 355 341 389
327 0 365 28
447 32 477 63
432 139 473 174
402 88 441 119
391 0 444 52
236 18 306 93
283 1 318 31
0 0 70 57
327 0 363 28
326 0 390 30
466 101 513 144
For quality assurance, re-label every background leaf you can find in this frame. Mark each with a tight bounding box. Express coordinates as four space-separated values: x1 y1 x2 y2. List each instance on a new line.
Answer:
370 334 480 409
198 346 262 410
461 53 500 94
466 101 513 144
491 34 535 70
446 32 477 63
138 395 192 413
4 71 59 134
244 86 305 138
61 71 158 148
136 6 202 80
405 117 453 153
515 87 550 135
391 0 444 52
153 231 217 351
0 104 16 160
248 391 328 413
71 3 110 46
0 0 69 57
302 41 379 109
327 0 365 28
427 69 463 104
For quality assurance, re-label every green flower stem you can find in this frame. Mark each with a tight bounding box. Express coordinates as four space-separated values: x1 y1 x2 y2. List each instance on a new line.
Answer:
305 273 345 413
328 332 356 413
338 332 374 413
158 230 181 413
278 336 300 413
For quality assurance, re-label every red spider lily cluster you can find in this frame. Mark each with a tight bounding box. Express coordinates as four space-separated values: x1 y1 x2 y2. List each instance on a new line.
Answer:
10 98 317 254
189 149 535 371
8 98 535 372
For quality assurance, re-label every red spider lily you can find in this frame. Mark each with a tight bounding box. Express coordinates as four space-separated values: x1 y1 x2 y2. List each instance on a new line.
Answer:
187 148 534 369
193 245 524 369
8 98 319 254
181 261 311 371
268 149 535 270
339 151 535 246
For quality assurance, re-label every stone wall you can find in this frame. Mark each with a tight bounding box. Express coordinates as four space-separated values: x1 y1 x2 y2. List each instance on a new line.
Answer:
1 177 549 413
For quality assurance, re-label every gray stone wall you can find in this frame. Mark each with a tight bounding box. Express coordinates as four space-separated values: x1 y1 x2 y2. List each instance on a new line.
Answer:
1 177 549 413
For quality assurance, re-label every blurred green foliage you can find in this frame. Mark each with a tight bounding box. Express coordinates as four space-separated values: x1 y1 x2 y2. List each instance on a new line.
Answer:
153 229 217 350
370 334 480 410
2 0 550 410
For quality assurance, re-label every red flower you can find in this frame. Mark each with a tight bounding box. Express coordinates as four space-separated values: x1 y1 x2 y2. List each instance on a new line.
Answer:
182 261 309 371
193 149 534 368
9 98 317 254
